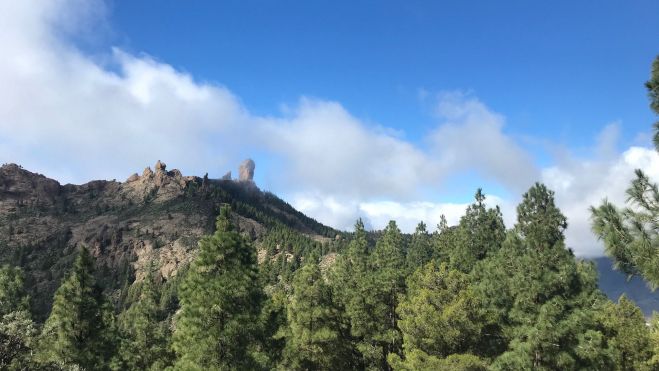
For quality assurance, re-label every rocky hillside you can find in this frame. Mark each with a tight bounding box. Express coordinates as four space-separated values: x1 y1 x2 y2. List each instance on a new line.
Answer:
0 161 339 318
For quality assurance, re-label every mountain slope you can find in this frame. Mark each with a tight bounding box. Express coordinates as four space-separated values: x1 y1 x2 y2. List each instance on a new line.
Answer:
0 162 339 318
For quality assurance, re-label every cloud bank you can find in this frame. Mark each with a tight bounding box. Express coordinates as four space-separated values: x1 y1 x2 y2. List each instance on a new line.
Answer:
0 0 656 257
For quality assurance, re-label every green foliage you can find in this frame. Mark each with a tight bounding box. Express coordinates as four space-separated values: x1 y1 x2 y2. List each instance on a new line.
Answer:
516 182 568 249
114 269 173 370
0 265 29 316
171 206 264 370
281 262 352 370
37 247 116 370
389 350 487 371
0 265 38 369
447 189 506 272
592 171 659 288
391 261 486 369
592 55 659 288
406 221 433 271
0 310 39 370
474 184 610 369
648 311 659 368
647 56 659 150
593 295 653 370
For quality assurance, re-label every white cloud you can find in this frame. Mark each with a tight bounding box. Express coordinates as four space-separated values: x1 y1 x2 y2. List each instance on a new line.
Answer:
541 124 659 257
2 0 655 259
291 191 517 235
430 91 539 193
260 99 434 199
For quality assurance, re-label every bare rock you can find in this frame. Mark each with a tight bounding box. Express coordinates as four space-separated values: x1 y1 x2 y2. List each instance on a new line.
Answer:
238 159 255 182
221 171 232 180
142 167 154 178
155 160 166 172
126 173 139 183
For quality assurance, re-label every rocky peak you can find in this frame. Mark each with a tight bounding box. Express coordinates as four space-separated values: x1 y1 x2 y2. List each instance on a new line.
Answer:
0 163 61 200
155 160 166 173
239 159 255 182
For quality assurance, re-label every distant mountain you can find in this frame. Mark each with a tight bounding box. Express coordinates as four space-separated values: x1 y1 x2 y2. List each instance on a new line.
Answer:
593 256 659 317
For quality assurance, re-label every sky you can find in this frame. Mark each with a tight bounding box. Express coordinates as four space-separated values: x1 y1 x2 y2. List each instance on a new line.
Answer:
1 0 658 256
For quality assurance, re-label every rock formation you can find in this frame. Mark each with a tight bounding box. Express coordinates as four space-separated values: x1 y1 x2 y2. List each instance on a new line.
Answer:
239 159 255 182
221 171 232 180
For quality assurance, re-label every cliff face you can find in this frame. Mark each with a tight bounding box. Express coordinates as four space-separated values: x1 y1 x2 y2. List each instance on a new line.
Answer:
0 162 335 317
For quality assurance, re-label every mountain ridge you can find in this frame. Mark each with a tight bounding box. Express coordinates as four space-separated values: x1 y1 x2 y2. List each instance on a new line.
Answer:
0 161 339 318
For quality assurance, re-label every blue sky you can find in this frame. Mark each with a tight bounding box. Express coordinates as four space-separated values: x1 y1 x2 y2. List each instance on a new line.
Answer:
1 0 658 255
107 0 658 151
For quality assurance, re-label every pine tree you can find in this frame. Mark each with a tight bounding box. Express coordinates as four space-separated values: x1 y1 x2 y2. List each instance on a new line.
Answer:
330 219 373 369
474 184 610 369
0 265 28 315
448 189 506 272
363 220 406 370
389 261 487 370
281 262 351 370
516 182 567 250
432 214 455 263
37 247 116 370
593 295 652 370
171 206 264 370
115 268 173 370
0 265 38 369
406 221 433 271
591 55 659 288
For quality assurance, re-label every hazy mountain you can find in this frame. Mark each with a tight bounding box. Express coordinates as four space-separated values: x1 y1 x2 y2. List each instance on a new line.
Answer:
593 256 659 317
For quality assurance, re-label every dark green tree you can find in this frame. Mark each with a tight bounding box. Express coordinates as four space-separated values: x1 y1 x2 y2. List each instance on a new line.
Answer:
363 220 406 370
432 214 456 263
37 247 116 370
591 55 659 288
474 184 610 369
406 221 433 271
448 189 506 272
516 182 567 250
281 262 351 370
0 265 29 316
114 268 173 370
330 219 372 369
171 206 264 370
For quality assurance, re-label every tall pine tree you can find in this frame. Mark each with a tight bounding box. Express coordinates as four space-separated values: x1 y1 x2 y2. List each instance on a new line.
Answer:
449 189 506 273
281 262 351 370
171 206 264 370
114 267 173 370
406 221 433 271
363 220 406 370
389 261 487 370
37 247 116 370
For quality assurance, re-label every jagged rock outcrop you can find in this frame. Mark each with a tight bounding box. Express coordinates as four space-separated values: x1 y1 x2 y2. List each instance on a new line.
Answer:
221 171 231 180
239 159 255 182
